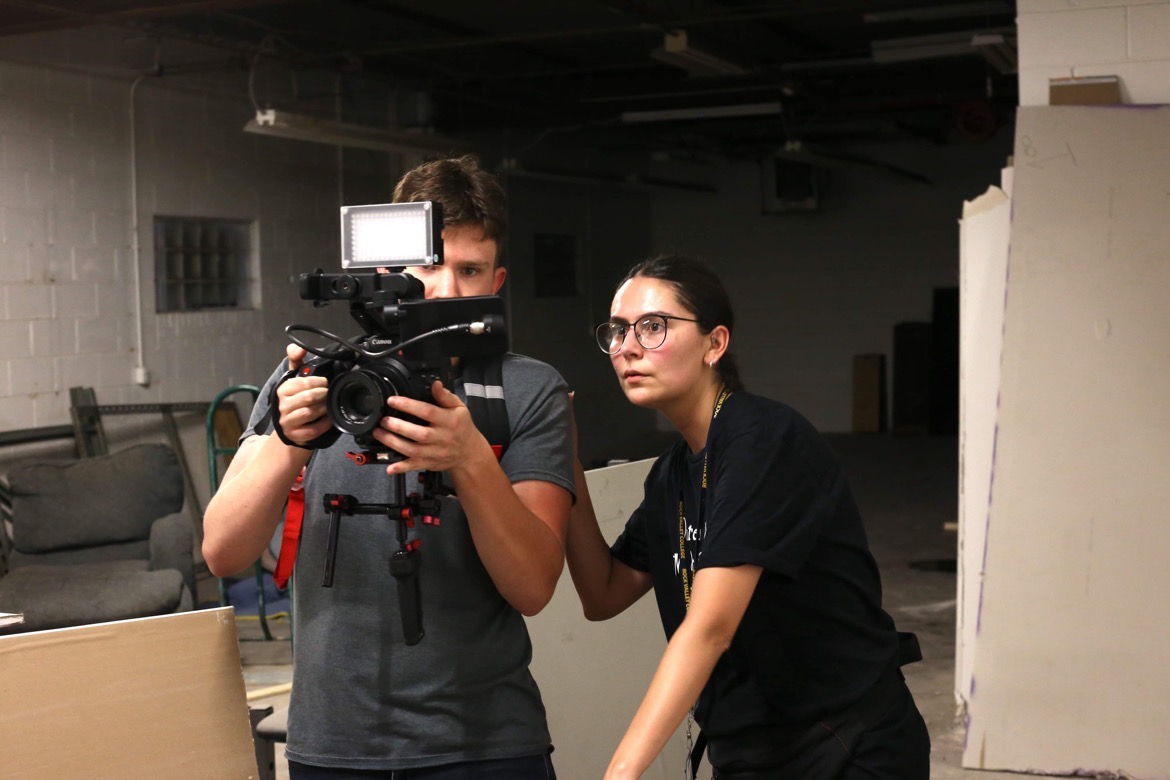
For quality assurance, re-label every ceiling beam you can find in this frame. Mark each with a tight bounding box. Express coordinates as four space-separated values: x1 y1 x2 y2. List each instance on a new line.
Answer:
0 0 288 36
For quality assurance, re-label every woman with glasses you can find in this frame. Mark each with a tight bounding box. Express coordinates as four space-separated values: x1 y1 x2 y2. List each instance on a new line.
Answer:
566 255 930 780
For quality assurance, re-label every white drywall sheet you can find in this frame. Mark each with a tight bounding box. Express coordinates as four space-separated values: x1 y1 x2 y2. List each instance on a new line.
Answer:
956 168 1012 707
964 106 1170 777
528 458 712 780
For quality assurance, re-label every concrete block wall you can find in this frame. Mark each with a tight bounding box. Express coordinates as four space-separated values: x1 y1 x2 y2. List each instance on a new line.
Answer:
649 133 1012 432
1019 0 1170 105
0 59 347 431
0 30 379 516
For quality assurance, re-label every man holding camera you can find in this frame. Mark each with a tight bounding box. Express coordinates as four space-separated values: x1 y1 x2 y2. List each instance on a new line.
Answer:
203 155 575 778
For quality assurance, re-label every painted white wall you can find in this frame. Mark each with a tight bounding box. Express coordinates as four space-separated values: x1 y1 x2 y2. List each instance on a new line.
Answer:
501 174 679 467
649 137 1011 432
1018 0 1170 105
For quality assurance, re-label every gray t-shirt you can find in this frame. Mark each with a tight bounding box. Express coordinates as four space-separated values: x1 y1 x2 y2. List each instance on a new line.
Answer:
246 353 575 770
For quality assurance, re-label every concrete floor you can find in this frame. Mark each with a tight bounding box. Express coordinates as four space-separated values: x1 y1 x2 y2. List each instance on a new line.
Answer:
239 433 1034 779
826 434 1021 780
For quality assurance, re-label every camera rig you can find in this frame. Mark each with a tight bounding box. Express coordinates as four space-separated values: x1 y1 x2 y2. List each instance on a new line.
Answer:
321 470 451 645
272 201 509 645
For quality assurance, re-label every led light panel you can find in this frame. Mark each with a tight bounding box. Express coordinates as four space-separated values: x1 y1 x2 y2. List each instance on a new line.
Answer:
340 201 443 268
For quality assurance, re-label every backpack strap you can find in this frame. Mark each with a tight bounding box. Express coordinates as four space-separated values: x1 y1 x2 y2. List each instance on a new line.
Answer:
462 355 510 460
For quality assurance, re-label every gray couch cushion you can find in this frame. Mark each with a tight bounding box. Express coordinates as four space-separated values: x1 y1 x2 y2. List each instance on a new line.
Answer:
7 539 151 569
0 560 190 632
6 444 184 555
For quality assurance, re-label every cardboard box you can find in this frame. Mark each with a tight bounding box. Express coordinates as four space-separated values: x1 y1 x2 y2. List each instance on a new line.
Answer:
851 354 887 433
0 608 259 779
1049 75 1122 106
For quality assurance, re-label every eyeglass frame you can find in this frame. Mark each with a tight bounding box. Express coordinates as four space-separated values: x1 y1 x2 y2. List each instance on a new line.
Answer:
594 313 702 354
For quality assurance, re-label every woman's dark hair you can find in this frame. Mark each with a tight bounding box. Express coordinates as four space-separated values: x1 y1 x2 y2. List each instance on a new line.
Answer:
619 254 745 392
392 154 509 263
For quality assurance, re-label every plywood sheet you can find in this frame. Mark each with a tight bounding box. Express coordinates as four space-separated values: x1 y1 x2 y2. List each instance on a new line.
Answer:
964 106 1170 777
0 608 258 779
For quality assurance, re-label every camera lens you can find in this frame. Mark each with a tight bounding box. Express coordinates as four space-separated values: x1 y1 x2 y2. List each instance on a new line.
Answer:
339 378 380 418
328 361 412 437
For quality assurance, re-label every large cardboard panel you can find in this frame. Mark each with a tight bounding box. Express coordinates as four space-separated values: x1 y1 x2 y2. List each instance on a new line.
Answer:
956 169 1012 706
964 106 1170 777
528 459 712 780
0 607 258 779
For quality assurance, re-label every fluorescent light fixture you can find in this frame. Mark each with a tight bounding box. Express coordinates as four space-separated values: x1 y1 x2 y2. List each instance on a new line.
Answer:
870 27 1014 64
650 30 749 77
621 101 781 124
340 202 443 269
871 31 977 63
972 32 1018 75
244 109 465 155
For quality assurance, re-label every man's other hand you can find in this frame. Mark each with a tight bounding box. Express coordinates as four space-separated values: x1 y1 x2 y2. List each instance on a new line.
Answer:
378 381 488 475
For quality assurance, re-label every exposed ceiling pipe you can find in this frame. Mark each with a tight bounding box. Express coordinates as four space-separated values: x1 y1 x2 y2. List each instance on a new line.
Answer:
0 0 288 36
128 75 150 387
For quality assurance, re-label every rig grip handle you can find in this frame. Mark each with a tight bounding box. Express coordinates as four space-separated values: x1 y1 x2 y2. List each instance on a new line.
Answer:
390 548 424 645
322 507 342 587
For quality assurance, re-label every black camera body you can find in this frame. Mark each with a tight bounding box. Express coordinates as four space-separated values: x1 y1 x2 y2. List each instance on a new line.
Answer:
289 269 508 455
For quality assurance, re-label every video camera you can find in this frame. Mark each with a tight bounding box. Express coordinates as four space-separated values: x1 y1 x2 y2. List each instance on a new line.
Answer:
280 201 508 460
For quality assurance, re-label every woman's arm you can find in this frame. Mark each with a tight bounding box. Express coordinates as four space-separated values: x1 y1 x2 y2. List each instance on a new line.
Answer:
565 457 653 620
604 563 763 780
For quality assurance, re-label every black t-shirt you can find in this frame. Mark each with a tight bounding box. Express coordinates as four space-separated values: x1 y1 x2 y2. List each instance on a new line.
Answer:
611 391 899 762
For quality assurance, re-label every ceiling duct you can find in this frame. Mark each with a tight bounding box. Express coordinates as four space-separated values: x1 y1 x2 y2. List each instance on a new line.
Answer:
620 101 781 124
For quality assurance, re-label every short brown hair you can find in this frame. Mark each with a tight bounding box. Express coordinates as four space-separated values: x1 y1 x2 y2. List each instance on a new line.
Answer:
392 155 508 262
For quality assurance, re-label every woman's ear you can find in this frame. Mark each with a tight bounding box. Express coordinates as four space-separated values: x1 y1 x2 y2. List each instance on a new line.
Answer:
706 325 730 365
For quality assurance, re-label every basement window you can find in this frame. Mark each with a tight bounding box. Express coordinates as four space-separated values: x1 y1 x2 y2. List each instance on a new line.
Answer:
154 217 255 312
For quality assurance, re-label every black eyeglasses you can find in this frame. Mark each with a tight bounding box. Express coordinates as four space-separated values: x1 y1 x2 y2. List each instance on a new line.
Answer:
595 314 700 354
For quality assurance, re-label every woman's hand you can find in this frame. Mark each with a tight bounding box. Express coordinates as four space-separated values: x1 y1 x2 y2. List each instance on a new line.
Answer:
603 565 764 780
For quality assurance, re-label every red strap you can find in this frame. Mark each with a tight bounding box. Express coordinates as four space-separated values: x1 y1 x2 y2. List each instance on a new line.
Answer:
273 468 305 590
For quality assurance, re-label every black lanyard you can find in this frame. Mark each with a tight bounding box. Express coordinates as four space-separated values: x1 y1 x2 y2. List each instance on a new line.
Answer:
677 388 732 609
